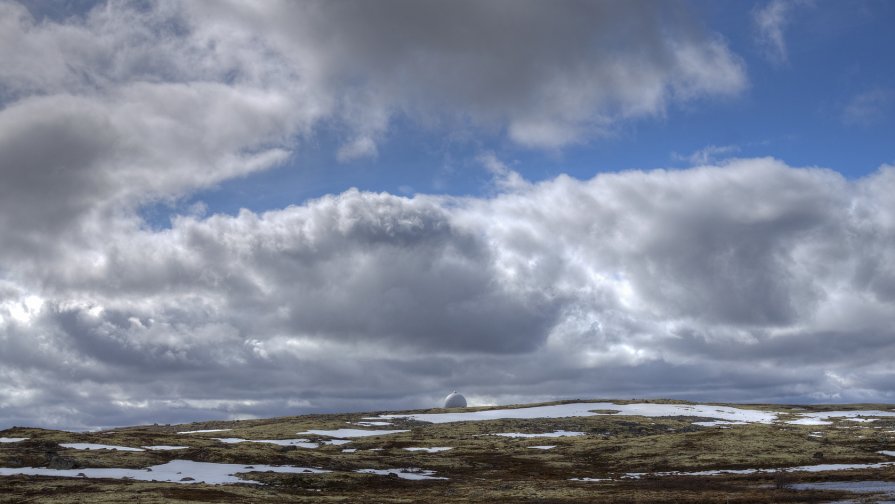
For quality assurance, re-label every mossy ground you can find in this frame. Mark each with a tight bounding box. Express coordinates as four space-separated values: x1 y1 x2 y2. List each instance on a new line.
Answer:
3 399 895 502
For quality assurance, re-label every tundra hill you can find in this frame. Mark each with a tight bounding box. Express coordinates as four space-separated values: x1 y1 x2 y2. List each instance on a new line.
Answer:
3 399 895 502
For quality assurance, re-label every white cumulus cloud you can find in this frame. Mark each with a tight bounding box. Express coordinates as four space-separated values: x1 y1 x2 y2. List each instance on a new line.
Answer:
3 159 895 428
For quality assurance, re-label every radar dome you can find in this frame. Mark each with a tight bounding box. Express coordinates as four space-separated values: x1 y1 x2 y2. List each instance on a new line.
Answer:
443 391 467 408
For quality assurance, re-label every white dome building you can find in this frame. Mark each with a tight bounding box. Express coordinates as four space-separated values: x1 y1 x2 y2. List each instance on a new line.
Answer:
443 391 467 408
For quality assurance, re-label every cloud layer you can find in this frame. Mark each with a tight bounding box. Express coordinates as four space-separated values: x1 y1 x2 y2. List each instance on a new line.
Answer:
1 1 893 429
4 157 895 428
0 0 747 261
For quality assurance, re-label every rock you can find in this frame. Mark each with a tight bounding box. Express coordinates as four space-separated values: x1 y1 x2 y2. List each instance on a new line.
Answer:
47 456 77 470
180 477 195 482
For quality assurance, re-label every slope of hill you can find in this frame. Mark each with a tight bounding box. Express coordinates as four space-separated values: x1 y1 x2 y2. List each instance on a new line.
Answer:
3 399 895 502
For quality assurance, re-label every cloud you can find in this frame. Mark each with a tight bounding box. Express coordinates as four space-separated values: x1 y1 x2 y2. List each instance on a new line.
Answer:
673 145 741 165
180 0 747 149
4 159 895 428
0 1 313 261
0 0 749 262
3 0 894 430
842 88 895 126
753 0 811 64
478 152 528 192
0 85 297 262
337 136 379 162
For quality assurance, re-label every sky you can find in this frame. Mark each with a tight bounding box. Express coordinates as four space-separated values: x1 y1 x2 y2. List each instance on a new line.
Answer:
0 0 894 431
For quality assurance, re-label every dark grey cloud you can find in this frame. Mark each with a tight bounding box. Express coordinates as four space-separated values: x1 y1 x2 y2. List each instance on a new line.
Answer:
185 0 744 150
32 191 562 355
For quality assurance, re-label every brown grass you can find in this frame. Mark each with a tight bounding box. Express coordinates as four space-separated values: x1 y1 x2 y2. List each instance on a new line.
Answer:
3 399 895 502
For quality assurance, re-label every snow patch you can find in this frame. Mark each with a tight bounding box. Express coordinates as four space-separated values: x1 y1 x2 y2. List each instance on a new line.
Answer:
789 481 895 494
786 417 831 426
177 429 232 434
626 461 895 479
693 421 748 427
0 459 328 485
494 430 584 438
0 438 27 443
298 428 408 438
403 447 452 453
213 437 320 449
60 443 144 452
370 402 779 424
355 468 447 480
787 410 895 425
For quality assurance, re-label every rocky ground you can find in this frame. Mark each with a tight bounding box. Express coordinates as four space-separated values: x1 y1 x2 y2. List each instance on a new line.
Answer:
3 399 895 502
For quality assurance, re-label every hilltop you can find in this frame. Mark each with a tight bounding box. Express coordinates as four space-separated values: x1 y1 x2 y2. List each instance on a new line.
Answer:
3 399 895 502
